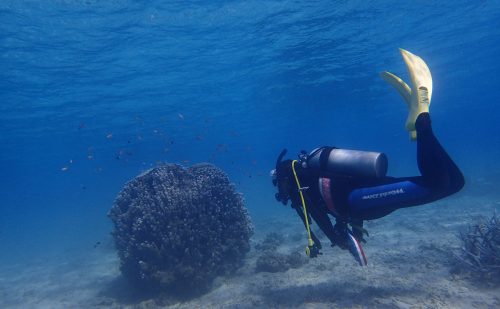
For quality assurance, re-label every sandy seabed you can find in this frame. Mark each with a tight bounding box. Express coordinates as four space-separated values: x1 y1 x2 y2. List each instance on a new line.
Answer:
1 193 499 309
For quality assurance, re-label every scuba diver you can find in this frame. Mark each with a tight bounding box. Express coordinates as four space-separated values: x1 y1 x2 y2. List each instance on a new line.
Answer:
271 49 464 266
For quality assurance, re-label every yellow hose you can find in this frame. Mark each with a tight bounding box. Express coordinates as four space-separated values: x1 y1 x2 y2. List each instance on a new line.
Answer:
291 160 315 253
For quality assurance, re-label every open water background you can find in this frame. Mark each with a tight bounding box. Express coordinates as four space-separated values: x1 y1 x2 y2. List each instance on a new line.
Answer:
1 0 499 269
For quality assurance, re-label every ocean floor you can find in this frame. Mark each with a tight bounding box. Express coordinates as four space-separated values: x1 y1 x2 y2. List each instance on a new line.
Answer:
1 193 499 309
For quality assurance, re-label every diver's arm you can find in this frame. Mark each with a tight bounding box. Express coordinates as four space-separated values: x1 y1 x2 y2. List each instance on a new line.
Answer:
292 204 322 249
303 199 340 248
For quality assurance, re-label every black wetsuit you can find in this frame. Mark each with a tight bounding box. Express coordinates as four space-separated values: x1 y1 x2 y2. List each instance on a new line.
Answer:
289 113 465 248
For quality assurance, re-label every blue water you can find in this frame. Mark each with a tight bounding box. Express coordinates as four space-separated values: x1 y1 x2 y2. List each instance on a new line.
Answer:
1 0 499 282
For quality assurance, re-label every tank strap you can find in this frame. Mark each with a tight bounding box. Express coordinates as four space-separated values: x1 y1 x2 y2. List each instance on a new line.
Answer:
319 146 334 171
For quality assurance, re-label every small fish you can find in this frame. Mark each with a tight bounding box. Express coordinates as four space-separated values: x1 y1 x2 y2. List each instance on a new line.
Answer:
216 144 227 152
87 154 93 160
106 133 113 139
61 166 69 172
116 150 125 160
69 159 74 164
178 113 184 120
94 241 101 248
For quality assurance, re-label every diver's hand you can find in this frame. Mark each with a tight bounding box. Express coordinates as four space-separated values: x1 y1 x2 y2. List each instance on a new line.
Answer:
306 244 322 258
331 223 349 250
351 225 369 244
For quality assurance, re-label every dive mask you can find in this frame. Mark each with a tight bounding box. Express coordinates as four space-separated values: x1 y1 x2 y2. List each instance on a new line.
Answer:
272 149 290 205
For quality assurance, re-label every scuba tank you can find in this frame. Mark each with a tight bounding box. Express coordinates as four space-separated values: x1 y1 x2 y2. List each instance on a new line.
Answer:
302 147 388 179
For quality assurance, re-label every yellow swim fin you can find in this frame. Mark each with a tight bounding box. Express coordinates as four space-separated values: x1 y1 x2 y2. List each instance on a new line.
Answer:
380 71 411 108
381 49 433 140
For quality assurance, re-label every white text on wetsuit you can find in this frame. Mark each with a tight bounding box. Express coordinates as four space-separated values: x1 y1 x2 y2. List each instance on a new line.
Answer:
361 188 405 200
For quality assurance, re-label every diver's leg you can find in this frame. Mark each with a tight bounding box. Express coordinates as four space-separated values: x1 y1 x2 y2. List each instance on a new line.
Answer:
415 112 464 193
347 113 464 220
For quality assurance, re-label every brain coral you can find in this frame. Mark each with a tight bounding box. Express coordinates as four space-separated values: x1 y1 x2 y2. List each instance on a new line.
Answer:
109 163 253 295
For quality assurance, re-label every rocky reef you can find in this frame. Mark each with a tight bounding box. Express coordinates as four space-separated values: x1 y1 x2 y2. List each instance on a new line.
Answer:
454 212 500 285
108 163 253 296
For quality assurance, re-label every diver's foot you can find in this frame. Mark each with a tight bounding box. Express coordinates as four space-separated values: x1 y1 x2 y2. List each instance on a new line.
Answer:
381 49 433 141
401 49 432 140
406 85 430 134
